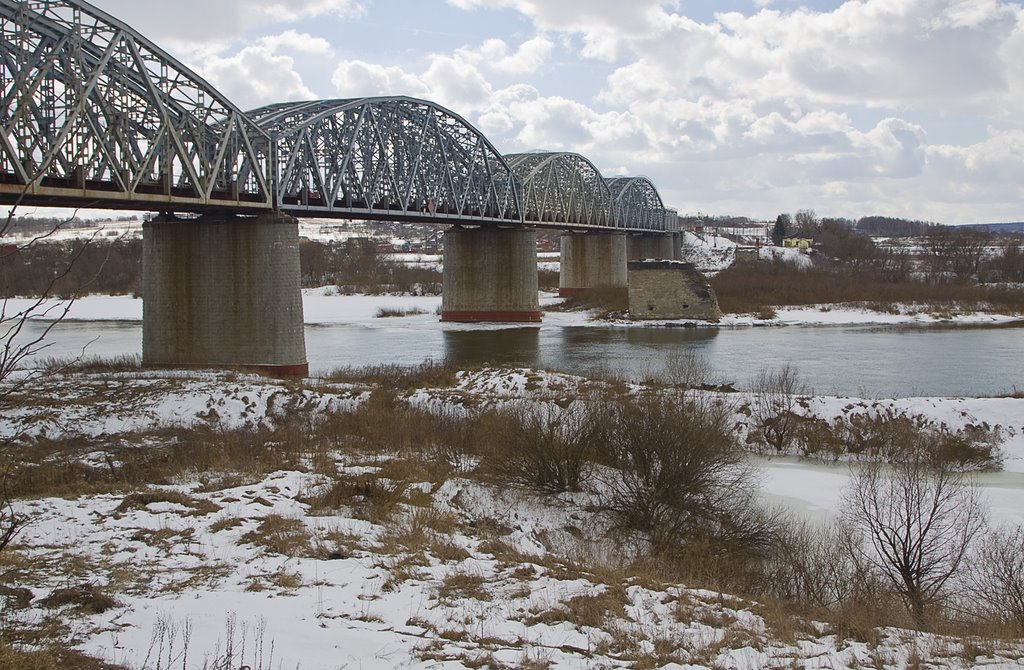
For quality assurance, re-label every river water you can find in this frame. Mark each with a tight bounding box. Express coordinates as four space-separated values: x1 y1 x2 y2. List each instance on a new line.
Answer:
20 317 1024 397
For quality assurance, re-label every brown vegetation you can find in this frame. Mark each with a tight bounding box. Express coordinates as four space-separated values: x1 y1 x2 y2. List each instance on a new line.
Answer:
712 259 1024 315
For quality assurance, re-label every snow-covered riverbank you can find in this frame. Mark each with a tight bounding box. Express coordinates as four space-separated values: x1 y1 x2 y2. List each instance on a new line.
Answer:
3 366 1024 669
8 291 1024 329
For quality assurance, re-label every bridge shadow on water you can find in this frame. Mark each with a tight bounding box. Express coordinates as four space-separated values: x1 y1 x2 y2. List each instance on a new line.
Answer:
441 326 720 379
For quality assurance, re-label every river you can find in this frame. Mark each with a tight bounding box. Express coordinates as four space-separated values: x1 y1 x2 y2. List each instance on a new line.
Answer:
18 313 1024 397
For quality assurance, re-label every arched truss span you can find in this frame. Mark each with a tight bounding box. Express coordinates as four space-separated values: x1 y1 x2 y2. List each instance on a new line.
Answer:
250 97 521 223
0 0 273 211
605 176 671 231
504 151 615 228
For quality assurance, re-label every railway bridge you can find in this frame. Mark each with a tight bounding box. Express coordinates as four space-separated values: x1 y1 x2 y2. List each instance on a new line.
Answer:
1 0 681 374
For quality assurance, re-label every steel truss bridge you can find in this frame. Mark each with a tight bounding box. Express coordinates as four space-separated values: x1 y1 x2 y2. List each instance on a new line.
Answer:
0 0 678 233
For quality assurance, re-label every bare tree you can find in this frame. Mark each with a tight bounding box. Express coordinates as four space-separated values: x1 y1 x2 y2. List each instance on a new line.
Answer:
841 457 987 624
1 195 95 558
750 364 804 452
1 202 95 396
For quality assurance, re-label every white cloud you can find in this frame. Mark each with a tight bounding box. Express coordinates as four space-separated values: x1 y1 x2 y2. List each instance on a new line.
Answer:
456 37 555 74
202 46 317 110
92 0 363 44
330 61 430 98
183 31 332 110
423 56 494 111
446 0 677 60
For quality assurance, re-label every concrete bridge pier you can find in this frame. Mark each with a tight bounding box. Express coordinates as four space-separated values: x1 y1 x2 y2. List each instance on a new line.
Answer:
559 232 628 297
627 232 676 261
441 226 541 322
672 232 684 260
142 212 309 376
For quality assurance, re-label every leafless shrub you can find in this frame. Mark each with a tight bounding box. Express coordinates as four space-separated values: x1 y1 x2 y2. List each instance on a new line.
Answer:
962 525 1024 634
592 391 773 556
761 516 904 642
375 306 429 318
478 401 595 493
656 350 714 390
750 364 805 453
841 458 987 625
0 474 24 557
839 410 1002 470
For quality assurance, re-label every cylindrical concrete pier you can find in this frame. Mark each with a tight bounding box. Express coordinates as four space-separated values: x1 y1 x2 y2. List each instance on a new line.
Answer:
559 233 628 297
441 227 540 322
627 233 675 261
143 212 308 376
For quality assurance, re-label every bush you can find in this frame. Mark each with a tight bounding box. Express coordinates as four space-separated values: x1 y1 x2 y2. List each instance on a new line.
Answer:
478 402 595 493
591 392 771 555
963 525 1024 634
749 364 804 453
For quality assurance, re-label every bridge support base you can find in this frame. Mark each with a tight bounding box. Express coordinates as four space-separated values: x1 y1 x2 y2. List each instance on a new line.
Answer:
627 233 676 261
672 232 684 260
559 233 628 298
441 227 540 322
142 212 308 376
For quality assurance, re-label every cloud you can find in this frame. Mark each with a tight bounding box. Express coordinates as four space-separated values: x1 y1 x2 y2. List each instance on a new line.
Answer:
91 0 363 45
331 61 430 98
202 46 317 110
445 0 677 60
456 37 555 74
609 0 1023 116
179 30 333 110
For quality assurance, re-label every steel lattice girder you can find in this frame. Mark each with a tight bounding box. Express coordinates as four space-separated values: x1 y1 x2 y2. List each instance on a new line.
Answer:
606 176 669 231
0 0 273 212
249 97 522 223
504 151 616 229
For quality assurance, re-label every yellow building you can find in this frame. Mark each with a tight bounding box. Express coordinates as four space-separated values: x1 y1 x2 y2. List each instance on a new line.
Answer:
783 238 813 250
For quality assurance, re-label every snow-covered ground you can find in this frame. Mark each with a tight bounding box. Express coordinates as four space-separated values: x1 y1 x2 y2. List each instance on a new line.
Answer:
8 290 1021 331
4 367 1024 669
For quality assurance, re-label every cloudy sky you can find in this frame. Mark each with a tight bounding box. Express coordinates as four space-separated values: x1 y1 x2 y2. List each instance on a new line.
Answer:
92 0 1024 224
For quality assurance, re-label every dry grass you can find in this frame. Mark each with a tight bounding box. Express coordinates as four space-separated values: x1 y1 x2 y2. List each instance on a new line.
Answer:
39 584 120 614
239 514 312 557
115 490 221 517
375 306 429 318
436 570 489 602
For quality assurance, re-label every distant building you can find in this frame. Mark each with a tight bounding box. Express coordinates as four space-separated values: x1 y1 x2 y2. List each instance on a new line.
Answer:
783 237 813 250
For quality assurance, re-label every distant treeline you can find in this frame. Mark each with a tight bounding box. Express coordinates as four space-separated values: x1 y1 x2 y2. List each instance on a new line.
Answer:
0 237 442 298
1 237 141 298
3 214 139 234
855 216 940 237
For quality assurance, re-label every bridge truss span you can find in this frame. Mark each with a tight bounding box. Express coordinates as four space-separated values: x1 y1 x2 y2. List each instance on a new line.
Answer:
606 176 677 231
0 0 273 212
250 97 522 224
504 151 615 229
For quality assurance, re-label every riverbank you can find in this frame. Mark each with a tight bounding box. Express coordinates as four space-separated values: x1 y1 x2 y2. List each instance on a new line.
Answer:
10 291 1024 328
2 365 1023 669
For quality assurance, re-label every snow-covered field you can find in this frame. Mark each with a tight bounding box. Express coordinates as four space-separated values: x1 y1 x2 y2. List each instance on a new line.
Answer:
3 367 1024 669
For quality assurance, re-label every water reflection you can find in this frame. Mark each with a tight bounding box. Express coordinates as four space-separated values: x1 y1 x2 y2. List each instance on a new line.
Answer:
442 328 541 368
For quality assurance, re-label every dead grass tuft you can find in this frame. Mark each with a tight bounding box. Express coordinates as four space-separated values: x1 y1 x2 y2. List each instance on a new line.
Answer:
239 514 312 557
436 570 489 602
115 490 220 516
39 584 120 614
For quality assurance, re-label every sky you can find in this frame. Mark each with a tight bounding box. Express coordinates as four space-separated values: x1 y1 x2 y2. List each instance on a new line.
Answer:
86 0 1024 225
